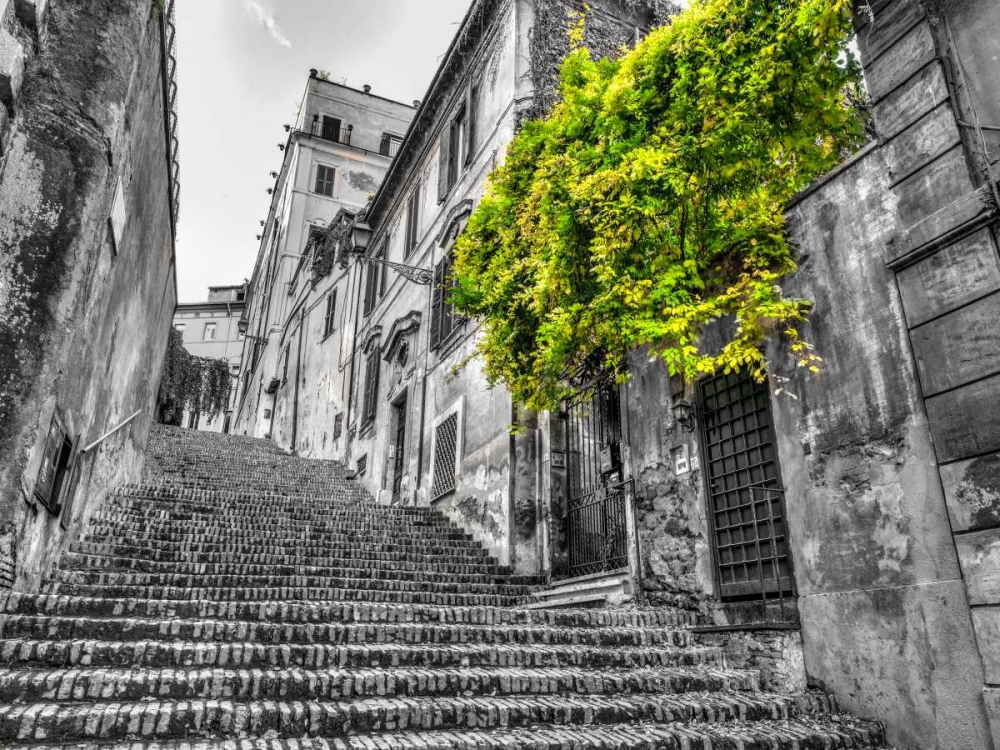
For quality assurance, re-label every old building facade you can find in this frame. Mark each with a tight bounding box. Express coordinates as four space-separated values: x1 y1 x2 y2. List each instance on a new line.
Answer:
0 0 180 591
172 284 247 432
232 75 417 447
231 0 1000 747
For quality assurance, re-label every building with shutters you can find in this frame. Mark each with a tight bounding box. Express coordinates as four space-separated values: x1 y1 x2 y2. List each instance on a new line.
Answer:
231 74 417 443
172 285 247 433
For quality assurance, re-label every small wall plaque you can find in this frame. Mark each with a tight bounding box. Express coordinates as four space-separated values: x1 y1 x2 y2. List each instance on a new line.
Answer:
672 444 690 476
551 451 566 469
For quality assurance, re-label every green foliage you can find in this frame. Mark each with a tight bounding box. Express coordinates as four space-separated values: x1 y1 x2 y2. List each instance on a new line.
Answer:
157 329 232 426
452 0 866 411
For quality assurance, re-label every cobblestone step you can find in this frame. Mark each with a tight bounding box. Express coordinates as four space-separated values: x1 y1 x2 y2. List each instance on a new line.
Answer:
0 615 693 648
0 716 887 748
0 692 843 743
38 584 526 607
0 665 759 703
1 594 698 628
0 639 724 670
61 551 516 576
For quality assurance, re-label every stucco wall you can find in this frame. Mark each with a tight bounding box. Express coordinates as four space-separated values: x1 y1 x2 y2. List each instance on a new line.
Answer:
769 145 991 750
0 0 176 592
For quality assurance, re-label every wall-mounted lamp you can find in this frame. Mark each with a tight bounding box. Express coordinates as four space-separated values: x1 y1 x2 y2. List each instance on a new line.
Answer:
277 143 285 151
270 171 278 179
672 397 695 432
283 124 291 133
350 210 432 285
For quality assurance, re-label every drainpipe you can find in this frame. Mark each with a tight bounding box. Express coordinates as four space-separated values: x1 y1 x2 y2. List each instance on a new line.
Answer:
291 306 305 452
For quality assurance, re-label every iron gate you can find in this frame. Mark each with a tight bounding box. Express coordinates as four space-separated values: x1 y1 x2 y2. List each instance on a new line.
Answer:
698 370 793 599
565 384 631 577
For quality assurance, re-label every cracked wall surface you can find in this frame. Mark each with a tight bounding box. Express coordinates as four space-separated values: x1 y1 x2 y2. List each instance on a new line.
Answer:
0 0 176 592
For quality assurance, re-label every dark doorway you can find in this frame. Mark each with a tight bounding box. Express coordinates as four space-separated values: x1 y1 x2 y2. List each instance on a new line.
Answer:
564 383 631 578
391 392 407 503
698 370 793 599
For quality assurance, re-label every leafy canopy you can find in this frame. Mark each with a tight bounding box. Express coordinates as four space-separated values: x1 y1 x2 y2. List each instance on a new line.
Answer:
451 0 866 411
157 329 232 425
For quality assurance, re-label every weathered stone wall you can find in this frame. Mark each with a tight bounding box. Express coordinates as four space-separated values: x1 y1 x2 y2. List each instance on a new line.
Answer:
0 0 177 592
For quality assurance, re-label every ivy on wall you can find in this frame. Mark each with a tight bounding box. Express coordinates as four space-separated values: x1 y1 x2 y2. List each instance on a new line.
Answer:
156 329 232 426
452 0 867 411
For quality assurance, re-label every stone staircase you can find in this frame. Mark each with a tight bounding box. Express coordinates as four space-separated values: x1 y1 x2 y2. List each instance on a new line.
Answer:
0 425 888 748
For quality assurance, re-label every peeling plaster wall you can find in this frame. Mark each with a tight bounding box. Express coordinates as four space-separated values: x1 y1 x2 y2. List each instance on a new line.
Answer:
769 145 991 749
0 0 176 592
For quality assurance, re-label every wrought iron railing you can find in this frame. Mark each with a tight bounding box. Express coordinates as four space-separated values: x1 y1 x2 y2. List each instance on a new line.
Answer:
161 0 180 227
566 477 632 578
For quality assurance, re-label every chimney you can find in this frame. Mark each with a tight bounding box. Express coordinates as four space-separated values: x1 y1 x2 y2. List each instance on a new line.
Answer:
413 100 421 109
309 68 318 78
363 84 371 94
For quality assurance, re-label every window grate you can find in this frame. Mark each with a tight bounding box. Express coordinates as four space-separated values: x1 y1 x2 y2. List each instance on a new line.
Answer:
431 412 459 500
357 454 367 476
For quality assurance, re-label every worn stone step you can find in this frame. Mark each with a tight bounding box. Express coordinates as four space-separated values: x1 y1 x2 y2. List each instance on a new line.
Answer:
0 692 841 742
2 717 886 749
48 571 535 598
38 583 526 606
0 615 693 649
86 520 478 543
69 542 495 566
1 594 699 629
0 639 724 670
97 506 449 524
0 665 759 704
60 552 516 577
54 559 537 587
77 535 492 556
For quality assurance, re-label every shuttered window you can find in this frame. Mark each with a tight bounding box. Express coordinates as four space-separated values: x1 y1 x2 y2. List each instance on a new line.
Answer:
362 241 388 316
431 412 459 500
314 165 335 196
405 185 421 258
361 349 380 428
323 291 337 338
429 252 461 351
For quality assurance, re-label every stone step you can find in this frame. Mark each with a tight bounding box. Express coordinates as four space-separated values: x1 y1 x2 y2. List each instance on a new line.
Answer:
1 717 886 749
1 594 699 629
0 639 724 670
0 665 760 703
0 614 694 648
60 552 517 577
69 542 495 565
87 520 478 542
47 571 535 598
76 533 491 560
0 692 842 743
98 505 446 523
37 583 527 606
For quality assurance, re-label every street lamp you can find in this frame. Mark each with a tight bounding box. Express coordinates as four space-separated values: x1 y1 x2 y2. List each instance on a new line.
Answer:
350 210 433 286
672 397 695 432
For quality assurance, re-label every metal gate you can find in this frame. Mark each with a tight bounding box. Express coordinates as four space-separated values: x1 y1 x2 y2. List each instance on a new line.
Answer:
699 370 793 600
565 384 631 577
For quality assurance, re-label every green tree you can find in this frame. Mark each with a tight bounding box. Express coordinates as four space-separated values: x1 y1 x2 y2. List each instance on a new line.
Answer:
451 0 866 411
157 329 233 426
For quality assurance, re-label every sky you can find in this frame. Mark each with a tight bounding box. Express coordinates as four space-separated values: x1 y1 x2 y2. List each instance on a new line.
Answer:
174 0 474 303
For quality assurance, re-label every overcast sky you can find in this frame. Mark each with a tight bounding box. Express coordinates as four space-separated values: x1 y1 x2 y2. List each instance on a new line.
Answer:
174 0 473 302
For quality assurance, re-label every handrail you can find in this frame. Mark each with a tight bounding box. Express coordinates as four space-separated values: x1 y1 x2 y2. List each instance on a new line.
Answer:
81 409 143 454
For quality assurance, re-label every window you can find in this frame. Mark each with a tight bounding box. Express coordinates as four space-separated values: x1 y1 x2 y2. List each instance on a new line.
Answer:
357 454 368 476
361 348 380 428
379 133 404 157
320 115 341 143
404 185 421 258
314 165 335 196
438 89 477 201
281 344 290 384
323 290 337 338
431 411 459 500
174 323 186 333
362 240 388 316
34 411 74 514
203 323 217 341
333 412 343 439
429 252 462 350
448 107 467 191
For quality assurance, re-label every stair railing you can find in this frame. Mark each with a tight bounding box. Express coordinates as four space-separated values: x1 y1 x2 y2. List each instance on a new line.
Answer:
80 409 143 455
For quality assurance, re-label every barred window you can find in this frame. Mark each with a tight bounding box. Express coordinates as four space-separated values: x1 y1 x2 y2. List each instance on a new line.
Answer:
357 454 368 475
361 348 380 428
431 412 459 500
